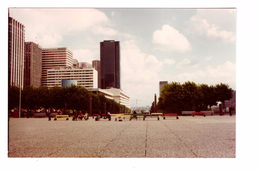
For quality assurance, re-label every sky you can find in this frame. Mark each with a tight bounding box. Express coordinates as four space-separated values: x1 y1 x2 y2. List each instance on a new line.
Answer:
9 8 237 108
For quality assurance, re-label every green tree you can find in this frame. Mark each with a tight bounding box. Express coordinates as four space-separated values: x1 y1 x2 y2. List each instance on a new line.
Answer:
215 83 233 110
182 81 199 111
158 82 183 113
198 84 218 110
8 85 19 110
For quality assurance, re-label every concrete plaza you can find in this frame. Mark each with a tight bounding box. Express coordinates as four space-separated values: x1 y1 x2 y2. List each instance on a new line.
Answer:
8 115 236 158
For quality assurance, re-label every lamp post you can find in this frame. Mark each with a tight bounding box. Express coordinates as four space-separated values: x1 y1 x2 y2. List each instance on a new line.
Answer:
90 96 92 116
104 102 106 115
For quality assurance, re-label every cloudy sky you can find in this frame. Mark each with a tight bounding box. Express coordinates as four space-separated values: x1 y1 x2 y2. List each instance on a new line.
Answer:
9 8 236 107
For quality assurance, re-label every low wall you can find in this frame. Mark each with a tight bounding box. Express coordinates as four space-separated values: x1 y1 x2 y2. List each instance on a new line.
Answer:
181 111 214 116
33 113 58 118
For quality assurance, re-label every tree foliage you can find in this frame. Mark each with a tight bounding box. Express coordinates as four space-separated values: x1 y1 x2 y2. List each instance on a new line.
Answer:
158 81 233 113
8 85 130 114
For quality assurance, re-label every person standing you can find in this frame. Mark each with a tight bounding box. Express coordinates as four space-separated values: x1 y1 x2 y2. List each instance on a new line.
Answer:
78 111 82 120
84 111 89 120
75 111 78 121
48 108 51 121
229 106 232 116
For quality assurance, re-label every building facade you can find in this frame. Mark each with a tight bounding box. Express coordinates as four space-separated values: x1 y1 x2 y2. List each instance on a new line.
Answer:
42 47 73 87
80 62 92 68
24 42 42 88
104 88 130 109
8 16 25 89
92 60 101 88
100 40 120 89
87 88 114 100
47 66 97 89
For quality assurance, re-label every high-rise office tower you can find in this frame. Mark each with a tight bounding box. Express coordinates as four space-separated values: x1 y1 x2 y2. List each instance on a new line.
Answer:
159 81 168 96
92 60 101 88
8 16 25 89
100 40 120 89
24 42 42 88
41 47 73 87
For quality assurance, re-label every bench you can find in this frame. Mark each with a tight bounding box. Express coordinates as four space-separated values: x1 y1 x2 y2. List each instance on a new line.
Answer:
192 112 206 117
33 113 46 118
149 113 163 120
163 113 179 119
54 115 69 120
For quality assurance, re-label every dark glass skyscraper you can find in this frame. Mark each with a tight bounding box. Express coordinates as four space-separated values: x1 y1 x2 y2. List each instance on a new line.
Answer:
100 40 120 89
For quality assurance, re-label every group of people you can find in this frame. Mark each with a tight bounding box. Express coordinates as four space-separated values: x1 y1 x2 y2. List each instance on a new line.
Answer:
94 111 111 121
73 111 89 121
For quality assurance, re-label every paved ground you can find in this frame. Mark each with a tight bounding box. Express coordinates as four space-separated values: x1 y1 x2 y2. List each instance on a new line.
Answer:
8 115 236 158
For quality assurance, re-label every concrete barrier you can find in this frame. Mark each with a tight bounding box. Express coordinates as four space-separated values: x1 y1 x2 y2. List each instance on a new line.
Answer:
181 111 194 115
201 111 214 116
33 113 46 118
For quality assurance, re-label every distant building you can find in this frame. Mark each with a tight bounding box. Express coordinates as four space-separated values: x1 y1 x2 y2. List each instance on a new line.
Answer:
8 16 25 89
92 60 101 88
24 42 42 88
42 47 73 87
87 88 114 100
47 66 97 89
80 62 92 68
104 88 130 109
73 59 79 67
159 81 168 96
100 40 120 89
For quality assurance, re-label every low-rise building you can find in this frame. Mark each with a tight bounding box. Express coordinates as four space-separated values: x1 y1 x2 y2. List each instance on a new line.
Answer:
104 88 130 109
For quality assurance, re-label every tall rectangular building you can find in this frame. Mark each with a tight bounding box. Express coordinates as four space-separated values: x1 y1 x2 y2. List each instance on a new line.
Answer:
24 42 42 88
159 81 168 96
8 16 25 89
92 60 101 88
41 47 73 87
100 40 120 89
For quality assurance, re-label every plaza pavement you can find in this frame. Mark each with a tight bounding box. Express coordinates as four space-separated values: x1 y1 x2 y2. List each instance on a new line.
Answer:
8 115 236 158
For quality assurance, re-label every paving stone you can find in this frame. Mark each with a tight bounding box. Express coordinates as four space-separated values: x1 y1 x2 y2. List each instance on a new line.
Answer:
8 116 236 158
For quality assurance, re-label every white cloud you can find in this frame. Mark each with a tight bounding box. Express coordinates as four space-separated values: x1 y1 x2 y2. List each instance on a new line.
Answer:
72 49 97 63
174 61 236 89
9 8 110 47
177 58 198 68
92 26 118 36
121 40 162 83
187 15 236 43
163 59 175 65
205 56 212 61
152 24 191 53
121 40 163 106
38 33 63 48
